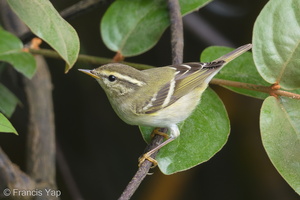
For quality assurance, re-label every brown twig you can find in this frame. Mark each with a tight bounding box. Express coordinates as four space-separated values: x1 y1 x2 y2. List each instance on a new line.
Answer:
168 0 184 64
28 48 300 100
0 147 36 200
28 48 153 70
118 134 165 200
24 56 58 196
56 144 84 200
211 78 300 100
118 0 184 199
60 0 104 20
0 2 58 199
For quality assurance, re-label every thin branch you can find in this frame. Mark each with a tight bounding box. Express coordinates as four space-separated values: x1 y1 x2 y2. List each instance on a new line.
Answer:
56 144 84 200
118 134 165 200
211 78 300 100
28 48 153 70
24 56 58 195
0 147 36 200
0 2 58 199
168 0 184 64
119 0 184 199
28 48 300 100
183 13 234 47
60 0 104 21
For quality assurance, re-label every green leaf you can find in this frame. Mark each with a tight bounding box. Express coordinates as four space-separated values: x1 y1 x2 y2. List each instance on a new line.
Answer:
179 0 212 15
0 28 36 78
0 113 18 135
101 0 211 57
201 46 269 99
0 83 19 117
140 88 230 175
260 96 300 194
253 0 300 90
7 0 80 72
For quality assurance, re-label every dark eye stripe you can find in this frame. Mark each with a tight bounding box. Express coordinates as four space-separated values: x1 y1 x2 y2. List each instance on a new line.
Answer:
101 70 146 86
104 74 145 88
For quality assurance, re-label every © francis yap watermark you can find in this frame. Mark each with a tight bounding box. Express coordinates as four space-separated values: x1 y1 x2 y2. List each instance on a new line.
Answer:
2 188 61 198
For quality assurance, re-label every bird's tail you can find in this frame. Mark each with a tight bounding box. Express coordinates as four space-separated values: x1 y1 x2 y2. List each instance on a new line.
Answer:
214 43 252 63
199 43 252 84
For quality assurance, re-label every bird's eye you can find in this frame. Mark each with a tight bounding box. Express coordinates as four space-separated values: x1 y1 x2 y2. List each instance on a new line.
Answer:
108 75 116 82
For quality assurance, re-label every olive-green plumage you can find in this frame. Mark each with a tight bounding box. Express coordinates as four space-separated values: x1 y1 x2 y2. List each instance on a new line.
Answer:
79 44 252 151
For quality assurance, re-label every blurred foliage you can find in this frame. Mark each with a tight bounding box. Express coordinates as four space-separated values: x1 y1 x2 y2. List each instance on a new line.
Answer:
0 0 299 198
0 113 17 135
7 0 80 72
0 27 36 78
101 0 211 56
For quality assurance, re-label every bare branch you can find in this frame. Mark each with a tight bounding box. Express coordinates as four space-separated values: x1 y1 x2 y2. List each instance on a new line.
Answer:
24 56 57 193
211 78 300 100
168 0 184 64
28 49 300 100
0 147 35 200
28 48 153 70
118 0 184 199
0 2 58 199
118 134 165 200
56 144 84 200
60 0 104 20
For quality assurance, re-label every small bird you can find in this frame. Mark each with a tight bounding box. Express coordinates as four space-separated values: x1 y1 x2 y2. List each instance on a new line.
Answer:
79 44 252 165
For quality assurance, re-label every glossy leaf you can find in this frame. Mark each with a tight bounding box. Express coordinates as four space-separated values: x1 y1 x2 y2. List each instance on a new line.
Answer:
101 0 211 57
260 96 300 194
140 88 230 175
253 0 300 90
7 0 80 72
0 113 18 135
0 83 19 117
0 28 36 78
180 0 212 15
201 46 269 99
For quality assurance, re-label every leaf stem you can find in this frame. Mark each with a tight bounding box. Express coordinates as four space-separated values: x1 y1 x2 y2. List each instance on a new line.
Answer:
29 48 300 100
28 48 153 70
211 78 300 100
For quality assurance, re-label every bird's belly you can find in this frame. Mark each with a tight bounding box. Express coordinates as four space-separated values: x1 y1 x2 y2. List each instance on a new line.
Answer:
134 89 203 127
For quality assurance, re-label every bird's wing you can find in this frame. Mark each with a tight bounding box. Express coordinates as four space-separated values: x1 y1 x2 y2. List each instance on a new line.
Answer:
141 62 225 114
139 43 253 114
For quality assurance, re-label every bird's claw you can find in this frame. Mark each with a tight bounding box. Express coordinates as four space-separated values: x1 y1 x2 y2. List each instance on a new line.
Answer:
138 153 158 168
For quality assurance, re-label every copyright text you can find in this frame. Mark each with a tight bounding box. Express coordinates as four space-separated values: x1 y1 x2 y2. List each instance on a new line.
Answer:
2 188 61 198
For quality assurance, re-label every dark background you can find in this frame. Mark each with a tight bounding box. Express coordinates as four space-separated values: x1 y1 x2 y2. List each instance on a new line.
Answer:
1 0 299 199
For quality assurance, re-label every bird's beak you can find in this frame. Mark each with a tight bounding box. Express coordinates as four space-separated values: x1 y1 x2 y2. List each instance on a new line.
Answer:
78 69 99 79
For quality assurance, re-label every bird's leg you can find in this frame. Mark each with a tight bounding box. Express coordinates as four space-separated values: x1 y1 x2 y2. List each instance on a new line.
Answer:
150 128 169 139
138 129 175 167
